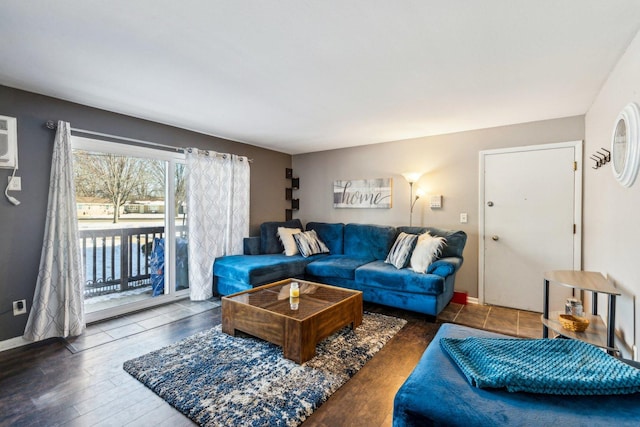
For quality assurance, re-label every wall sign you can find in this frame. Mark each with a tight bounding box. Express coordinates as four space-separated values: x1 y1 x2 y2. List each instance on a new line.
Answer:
333 178 392 208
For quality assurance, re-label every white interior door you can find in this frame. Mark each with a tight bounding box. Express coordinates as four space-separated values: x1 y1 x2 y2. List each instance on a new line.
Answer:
480 141 581 313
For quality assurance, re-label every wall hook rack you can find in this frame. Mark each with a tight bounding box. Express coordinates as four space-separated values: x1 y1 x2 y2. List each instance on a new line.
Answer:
590 148 611 169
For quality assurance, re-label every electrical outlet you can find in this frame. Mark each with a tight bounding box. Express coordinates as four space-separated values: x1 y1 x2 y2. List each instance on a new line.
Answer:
13 299 27 316
7 176 21 191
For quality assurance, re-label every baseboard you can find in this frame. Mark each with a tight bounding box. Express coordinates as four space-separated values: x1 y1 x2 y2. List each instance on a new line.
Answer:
467 296 479 305
0 335 31 352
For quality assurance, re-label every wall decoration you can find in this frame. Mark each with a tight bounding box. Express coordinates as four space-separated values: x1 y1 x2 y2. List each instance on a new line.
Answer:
333 178 392 209
285 168 299 220
611 102 640 187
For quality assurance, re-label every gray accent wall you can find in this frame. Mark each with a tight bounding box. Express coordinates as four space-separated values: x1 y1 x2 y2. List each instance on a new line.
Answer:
0 85 291 342
293 116 585 301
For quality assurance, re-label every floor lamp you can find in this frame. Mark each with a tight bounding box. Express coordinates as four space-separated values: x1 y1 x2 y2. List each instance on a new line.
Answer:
402 172 423 226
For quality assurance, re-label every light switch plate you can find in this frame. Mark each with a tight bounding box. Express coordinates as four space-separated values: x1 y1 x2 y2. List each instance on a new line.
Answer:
460 213 468 223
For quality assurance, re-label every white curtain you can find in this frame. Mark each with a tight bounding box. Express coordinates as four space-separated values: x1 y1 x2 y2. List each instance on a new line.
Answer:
186 149 250 300
24 121 85 341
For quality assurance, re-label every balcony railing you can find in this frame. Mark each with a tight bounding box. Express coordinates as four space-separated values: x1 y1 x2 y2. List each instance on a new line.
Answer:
79 226 166 298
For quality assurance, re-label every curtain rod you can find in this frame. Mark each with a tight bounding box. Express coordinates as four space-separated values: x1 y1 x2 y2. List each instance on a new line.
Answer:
44 120 253 162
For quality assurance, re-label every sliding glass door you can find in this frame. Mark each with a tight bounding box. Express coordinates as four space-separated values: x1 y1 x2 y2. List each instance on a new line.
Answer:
71 137 188 322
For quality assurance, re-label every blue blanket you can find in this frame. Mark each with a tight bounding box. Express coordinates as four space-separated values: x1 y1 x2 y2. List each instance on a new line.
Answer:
440 337 640 395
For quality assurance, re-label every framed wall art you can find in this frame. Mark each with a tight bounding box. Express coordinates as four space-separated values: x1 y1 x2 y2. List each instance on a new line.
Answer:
611 102 640 187
333 178 392 209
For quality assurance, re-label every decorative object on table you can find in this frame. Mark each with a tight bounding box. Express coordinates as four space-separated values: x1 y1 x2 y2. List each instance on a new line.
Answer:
558 313 590 332
333 178 392 209
611 102 640 187
401 172 424 226
564 297 583 316
123 312 406 427
542 270 620 355
289 281 300 309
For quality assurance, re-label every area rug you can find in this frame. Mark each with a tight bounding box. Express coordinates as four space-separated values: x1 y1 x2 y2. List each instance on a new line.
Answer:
123 312 406 426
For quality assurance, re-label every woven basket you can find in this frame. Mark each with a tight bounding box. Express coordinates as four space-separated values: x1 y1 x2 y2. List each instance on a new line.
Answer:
558 314 590 332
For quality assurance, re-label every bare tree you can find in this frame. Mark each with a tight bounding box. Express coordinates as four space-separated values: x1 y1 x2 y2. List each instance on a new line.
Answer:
147 160 187 214
74 150 146 223
73 151 102 198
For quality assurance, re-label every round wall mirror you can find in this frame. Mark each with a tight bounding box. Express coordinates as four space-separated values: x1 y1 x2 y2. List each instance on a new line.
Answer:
611 102 640 187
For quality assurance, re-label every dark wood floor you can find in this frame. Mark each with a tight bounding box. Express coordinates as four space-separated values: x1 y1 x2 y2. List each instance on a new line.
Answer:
0 301 540 427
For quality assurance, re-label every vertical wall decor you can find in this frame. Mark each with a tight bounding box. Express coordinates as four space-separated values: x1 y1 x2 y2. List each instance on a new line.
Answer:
285 168 300 220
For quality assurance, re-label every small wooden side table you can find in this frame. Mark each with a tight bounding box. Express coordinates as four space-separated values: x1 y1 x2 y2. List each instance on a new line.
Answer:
542 270 620 355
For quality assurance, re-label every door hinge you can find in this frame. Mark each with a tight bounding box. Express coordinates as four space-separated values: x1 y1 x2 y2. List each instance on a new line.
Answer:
573 224 576 234
573 161 577 171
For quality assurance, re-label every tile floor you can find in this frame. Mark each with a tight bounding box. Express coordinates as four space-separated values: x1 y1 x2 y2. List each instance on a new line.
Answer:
65 299 540 353
438 302 543 338
64 298 220 352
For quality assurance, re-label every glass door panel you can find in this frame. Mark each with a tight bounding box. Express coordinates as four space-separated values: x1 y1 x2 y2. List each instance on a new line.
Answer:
71 139 188 322
174 162 189 292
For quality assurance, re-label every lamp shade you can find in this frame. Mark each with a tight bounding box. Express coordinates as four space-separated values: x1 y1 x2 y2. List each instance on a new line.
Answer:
402 172 423 183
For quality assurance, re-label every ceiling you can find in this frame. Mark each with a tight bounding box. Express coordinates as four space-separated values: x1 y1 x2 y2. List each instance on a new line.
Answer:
2 1 640 155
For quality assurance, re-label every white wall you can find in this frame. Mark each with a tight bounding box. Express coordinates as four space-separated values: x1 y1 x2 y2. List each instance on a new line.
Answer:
585 29 640 358
293 116 584 299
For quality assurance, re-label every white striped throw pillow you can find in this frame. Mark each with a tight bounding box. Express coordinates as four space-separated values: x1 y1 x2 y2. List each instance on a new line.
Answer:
385 232 418 269
292 230 330 258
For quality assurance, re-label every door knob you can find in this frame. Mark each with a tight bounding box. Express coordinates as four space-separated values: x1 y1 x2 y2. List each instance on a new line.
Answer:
492 235 499 241
487 201 494 207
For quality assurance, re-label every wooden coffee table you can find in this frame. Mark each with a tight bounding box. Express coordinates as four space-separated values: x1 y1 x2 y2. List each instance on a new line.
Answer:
221 278 363 363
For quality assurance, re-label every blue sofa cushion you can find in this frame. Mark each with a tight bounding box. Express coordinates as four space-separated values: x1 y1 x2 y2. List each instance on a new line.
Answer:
214 253 318 285
427 258 458 277
305 255 373 280
306 222 345 254
344 223 397 260
260 219 303 254
243 236 261 255
398 226 467 258
355 260 446 295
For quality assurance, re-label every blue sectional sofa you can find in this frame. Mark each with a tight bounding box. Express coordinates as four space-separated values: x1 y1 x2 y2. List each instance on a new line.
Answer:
213 219 467 317
393 323 640 426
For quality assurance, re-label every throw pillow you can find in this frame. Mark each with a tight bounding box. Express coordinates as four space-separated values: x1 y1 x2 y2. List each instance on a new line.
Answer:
277 227 302 256
293 230 331 258
385 232 418 269
410 232 446 273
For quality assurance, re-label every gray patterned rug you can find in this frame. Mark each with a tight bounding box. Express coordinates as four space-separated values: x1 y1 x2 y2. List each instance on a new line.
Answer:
123 312 406 426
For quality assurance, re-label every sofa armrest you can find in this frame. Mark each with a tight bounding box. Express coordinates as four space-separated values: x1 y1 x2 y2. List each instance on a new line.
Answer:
427 257 462 277
243 237 261 255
